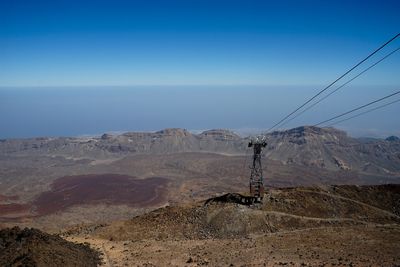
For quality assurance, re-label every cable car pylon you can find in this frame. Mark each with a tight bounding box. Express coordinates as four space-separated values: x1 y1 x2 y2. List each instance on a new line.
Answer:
248 136 267 203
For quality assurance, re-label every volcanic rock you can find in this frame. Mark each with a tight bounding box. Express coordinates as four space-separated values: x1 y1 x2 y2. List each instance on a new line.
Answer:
0 227 101 267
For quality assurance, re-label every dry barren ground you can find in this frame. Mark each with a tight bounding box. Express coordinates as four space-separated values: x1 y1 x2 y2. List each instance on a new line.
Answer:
62 185 400 267
65 225 400 267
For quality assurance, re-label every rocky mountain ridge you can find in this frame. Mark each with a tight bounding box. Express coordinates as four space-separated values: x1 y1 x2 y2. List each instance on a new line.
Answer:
0 128 245 157
1 126 399 175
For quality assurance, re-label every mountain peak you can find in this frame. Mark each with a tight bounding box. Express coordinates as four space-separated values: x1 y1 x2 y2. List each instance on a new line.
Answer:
155 128 191 137
200 129 241 140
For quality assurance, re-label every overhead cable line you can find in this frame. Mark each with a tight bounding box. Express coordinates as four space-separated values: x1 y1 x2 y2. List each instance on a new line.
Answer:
325 98 400 127
265 33 400 133
279 46 400 128
314 90 400 127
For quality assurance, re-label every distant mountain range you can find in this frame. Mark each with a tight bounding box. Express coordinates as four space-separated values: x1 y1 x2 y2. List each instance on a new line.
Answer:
1 126 399 176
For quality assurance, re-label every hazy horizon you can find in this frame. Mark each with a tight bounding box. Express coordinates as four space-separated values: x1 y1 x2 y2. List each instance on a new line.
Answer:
1 85 399 139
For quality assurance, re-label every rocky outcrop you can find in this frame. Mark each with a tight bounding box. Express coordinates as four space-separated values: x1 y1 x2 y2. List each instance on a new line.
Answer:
0 227 101 267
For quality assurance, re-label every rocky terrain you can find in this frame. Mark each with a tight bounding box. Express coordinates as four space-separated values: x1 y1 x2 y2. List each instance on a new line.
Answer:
60 184 400 266
265 127 400 174
0 126 399 231
0 128 246 157
0 226 101 267
1 126 399 174
0 127 399 266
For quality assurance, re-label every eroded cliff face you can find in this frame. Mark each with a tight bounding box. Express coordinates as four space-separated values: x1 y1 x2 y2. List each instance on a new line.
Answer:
265 126 400 174
0 128 246 157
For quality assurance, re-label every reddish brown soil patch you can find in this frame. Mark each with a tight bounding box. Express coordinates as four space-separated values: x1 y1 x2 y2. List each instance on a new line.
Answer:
0 203 30 215
0 195 31 220
0 195 19 202
32 174 168 216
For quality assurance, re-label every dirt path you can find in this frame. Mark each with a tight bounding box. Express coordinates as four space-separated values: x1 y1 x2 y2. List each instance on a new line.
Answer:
264 210 368 224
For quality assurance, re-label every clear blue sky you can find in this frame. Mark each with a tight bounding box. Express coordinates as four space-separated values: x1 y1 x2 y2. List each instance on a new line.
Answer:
1 0 399 86
0 0 399 138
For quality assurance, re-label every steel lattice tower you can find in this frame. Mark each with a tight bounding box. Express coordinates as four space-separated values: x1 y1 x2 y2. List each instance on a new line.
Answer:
248 138 267 202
